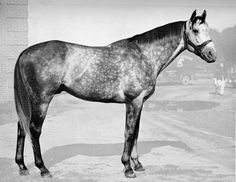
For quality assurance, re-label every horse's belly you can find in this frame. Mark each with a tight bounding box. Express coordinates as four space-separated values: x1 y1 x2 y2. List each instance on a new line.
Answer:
64 75 125 103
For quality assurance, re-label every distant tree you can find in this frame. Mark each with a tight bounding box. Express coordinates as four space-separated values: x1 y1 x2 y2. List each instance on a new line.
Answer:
210 29 224 61
210 26 236 65
221 26 236 64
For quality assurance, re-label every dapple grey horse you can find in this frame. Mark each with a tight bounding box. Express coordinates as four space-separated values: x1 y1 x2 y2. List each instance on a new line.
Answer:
14 10 216 178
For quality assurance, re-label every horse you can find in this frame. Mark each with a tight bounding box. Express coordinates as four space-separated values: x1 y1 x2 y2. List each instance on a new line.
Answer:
14 10 216 178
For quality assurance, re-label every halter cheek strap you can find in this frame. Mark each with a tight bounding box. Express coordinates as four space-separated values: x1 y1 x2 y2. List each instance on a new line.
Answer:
183 30 212 58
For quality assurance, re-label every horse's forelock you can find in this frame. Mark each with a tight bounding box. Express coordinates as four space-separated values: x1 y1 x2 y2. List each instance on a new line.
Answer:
192 16 205 25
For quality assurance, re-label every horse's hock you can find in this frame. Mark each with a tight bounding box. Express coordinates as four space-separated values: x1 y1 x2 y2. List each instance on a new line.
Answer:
0 0 28 103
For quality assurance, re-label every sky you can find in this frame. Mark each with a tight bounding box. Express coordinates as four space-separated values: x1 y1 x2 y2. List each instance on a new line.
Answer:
28 0 236 45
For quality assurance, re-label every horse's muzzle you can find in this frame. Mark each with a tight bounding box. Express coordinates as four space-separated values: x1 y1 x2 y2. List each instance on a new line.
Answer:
205 50 217 63
202 45 217 63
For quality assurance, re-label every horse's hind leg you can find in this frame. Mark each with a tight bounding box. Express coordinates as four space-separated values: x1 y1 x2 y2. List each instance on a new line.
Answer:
30 100 52 177
15 121 29 175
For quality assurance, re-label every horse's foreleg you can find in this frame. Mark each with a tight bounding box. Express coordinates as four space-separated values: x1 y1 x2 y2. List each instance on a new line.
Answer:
121 99 143 178
15 121 29 175
131 117 145 171
30 101 52 177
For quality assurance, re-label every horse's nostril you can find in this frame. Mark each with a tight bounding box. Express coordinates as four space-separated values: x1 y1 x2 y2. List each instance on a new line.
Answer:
209 51 212 57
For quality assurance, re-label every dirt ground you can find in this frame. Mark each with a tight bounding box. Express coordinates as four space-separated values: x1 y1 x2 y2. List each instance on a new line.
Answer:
0 79 235 182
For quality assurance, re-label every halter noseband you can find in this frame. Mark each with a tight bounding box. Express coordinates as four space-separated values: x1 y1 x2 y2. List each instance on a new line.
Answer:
183 29 212 59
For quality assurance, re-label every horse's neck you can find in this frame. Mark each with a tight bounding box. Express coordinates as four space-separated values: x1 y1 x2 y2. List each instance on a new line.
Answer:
134 22 185 78
140 35 183 78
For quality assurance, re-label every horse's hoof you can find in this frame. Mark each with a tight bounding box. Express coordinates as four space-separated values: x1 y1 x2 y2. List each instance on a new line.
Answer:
134 162 145 171
19 169 29 176
124 169 136 178
41 171 52 178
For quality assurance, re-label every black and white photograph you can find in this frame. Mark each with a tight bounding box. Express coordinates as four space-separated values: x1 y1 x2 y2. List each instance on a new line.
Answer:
0 0 235 181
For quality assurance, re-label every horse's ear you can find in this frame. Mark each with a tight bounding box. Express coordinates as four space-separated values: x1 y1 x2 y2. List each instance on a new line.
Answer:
190 10 197 22
202 10 207 21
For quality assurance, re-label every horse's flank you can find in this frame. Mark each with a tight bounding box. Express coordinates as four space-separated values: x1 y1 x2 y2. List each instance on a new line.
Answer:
18 21 185 104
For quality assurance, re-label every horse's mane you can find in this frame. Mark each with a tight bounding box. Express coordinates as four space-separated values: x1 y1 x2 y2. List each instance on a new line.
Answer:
128 21 185 44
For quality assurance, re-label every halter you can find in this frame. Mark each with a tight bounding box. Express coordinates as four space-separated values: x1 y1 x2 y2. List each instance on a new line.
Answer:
183 29 212 59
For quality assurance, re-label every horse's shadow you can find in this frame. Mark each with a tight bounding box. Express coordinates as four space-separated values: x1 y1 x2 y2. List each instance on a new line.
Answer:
32 140 192 168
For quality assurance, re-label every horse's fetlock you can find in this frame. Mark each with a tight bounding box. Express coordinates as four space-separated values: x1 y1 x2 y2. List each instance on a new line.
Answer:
15 156 23 165
121 155 130 165
35 160 44 169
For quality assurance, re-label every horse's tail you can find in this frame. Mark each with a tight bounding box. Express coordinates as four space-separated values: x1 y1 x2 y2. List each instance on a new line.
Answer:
14 55 32 138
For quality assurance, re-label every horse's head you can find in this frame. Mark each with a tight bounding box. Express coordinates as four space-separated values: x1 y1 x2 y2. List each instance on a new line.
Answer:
184 10 217 63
